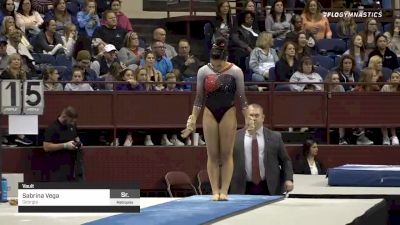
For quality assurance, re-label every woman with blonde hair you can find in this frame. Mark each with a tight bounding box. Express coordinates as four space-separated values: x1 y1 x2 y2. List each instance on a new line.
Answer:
1 16 32 50
118 31 144 67
301 0 331 40
62 23 77 57
0 53 27 80
368 55 384 83
249 31 279 81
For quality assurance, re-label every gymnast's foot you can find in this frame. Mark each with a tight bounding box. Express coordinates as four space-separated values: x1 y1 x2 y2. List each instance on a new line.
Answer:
212 194 220 201
219 193 228 201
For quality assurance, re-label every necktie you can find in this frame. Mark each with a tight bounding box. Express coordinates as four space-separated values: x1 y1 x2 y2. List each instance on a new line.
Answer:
252 136 261 184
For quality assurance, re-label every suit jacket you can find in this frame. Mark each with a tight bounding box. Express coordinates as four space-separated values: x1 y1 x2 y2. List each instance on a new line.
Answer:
294 157 325 175
230 127 294 195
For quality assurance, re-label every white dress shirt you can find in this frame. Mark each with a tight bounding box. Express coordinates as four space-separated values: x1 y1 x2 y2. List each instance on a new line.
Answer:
244 127 265 182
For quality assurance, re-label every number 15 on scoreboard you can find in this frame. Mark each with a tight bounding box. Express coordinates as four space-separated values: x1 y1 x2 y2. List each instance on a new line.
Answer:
1 80 44 115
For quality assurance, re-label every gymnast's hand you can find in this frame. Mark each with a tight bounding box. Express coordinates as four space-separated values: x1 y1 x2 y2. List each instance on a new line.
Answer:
181 115 196 138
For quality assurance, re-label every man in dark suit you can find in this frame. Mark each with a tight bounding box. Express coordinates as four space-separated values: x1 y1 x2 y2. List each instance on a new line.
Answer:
230 104 294 195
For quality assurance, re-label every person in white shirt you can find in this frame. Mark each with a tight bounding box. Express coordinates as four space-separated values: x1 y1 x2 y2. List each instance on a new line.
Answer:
230 103 294 195
290 56 323 92
64 67 93 91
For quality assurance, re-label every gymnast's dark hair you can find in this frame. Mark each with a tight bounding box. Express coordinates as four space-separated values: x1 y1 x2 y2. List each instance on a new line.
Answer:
210 37 228 60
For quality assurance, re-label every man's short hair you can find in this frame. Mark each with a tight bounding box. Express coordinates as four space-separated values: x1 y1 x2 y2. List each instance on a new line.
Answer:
248 103 264 113
62 106 78 119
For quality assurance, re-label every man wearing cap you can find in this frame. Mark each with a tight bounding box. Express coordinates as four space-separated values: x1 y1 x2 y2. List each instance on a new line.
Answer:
0 36 9 73
92 10 126 50
61 50 97 82
90 44 119 77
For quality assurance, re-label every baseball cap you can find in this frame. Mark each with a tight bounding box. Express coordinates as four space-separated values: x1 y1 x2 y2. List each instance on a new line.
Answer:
104 44 117 53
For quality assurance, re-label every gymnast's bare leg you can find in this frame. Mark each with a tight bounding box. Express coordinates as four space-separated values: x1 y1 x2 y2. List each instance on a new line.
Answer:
217 107 237 200
202 107 221 200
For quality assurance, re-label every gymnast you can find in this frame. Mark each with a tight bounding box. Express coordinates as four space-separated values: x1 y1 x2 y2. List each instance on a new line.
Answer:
181 38 253 201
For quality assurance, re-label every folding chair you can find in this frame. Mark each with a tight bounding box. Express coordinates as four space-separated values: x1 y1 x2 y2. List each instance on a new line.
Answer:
165 171 198 197
197 169 211 195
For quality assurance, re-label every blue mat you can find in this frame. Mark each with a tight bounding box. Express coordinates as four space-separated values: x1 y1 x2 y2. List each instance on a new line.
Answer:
328 164 400 187
84 195 284 225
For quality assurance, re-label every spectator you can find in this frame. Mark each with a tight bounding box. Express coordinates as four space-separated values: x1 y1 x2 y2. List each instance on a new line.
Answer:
325 71 347 144
64 66 94 91
0 53 33 146
92 10 126 50
0 0 16 23
106 0 132 32
368 55 384 83
118 31 144 68
237 0 259 31
102 61 121 90
34 19 65 55
171 39 202 82
152 27 177 58
368 34 399 70
285 14 316 48
296 31 313 59
275 41 298 81
336 10 357 40
0 52 26 80
265 0 291 40
210 0 234 47
353 68 380 145
90 43 119 77
31 0 53 14
335 55 359 91
45 0 78 35
233 10 258 72
115 68 144 91
290 56 323 92
1 16 32 51
132 67 148 91
6 29 35 74
381 71 400 145
294 139 325 175
0 36 9 73
249 31 278 81
384 17 400 57
301 0 332 40
15 0 43 35
62 50 97 81
42 106 83 181
361 18 380 57
343 34 366 71
142 50 164 91
76 0 100 38
91 37 106 60
61 23 77 57
143 40 173 79
43 66 63 91
165 72 180 91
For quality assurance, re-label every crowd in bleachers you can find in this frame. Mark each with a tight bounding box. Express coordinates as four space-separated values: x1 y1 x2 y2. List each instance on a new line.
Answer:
1 0 400 146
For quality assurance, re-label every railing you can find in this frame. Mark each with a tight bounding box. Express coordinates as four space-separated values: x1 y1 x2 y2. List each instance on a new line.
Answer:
2 81 399 143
